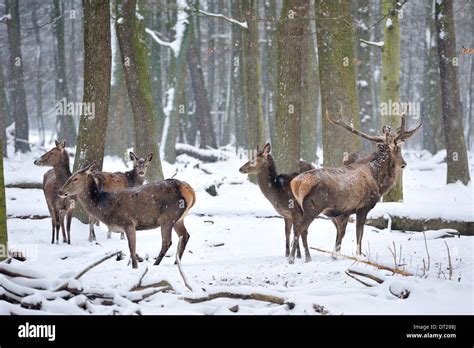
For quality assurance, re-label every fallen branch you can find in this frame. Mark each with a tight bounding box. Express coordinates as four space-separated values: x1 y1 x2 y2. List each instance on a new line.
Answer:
53 251 122 291
345 270 374 287
183 292 295 309
310 246 413 276
346 269 384 284
176 237 193 292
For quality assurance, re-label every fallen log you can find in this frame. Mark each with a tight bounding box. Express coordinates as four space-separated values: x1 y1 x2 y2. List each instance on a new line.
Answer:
175 144 219 162
310 246 413 276
183 292 295 309
6 183 43 189
366 216 473 236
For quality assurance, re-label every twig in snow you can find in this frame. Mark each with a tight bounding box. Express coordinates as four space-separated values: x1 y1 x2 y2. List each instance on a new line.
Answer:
310 246 413 276
345 270 374 287
176 237 193 292
444 241 453 280
388 241 397 269
346 269 384 285
422 231 431 271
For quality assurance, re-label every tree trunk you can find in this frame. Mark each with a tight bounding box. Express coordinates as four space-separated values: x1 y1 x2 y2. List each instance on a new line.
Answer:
422 0 444 155
73 0 111 176
274 0 310 174
187 20 217 150
380 0 403 202
5 0 29 153
435 0 470 185
300 13 319 164
116 0 164 179
32 2 45 146
53 0 77 146
0 66 8 157
354 0 376 152
264 0 278 148
242 0 265 180
0 143 7 261
315 0 361 167
231 1 246 151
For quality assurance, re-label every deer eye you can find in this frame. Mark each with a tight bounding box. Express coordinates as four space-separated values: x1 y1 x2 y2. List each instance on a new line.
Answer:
73 178 78 182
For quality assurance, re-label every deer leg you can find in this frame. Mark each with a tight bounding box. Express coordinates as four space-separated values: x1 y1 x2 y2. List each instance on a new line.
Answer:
333 214 350 256
289 211 317 264
66 209 73 244
154 224 173 266
291 221 302 259
54 213 61 245
124 226 138 269
59 210 67 243
284 218 292 257
301 229 311 263
173 220 190 264
88 216 96 243
355 211 369 257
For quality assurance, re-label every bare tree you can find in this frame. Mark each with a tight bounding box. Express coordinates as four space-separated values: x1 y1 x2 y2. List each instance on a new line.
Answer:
435 0 470 185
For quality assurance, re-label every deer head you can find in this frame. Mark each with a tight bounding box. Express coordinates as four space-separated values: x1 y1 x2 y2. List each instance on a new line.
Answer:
129 152 153 177
239 143 272 174
34 140 67 167
58 162 96 197
326 107 421 171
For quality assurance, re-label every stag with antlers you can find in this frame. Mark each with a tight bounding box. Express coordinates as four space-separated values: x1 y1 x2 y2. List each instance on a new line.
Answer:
289 109 421 263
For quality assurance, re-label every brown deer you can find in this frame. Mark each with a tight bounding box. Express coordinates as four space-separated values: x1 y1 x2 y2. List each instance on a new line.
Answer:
34 140 75 244
239 143 315 258
87 152 153 242
289 109 421 263
58 162 196 269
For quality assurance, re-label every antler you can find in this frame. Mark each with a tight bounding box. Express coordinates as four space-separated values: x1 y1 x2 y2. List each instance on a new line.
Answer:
326 109 385 143
394 109 422 142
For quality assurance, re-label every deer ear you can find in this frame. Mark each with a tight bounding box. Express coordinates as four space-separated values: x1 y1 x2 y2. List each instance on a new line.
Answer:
129 152 138 161
59 140 66 149
86 161 97 174
263 143 271 154
55 140 60 147
146 153 153 162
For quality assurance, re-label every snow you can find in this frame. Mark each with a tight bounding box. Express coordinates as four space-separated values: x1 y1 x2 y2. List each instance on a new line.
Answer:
386 18 393 29
196 8 247 30
2 139 473 315
439 31 446 40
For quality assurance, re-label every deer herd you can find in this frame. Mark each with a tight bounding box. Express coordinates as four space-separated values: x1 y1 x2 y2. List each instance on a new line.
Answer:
33 110 420 269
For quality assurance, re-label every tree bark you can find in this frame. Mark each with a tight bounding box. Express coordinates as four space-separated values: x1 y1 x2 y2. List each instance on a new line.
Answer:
435 0 470 185
0 143 6 260
315 0 361 167
5 0 29 153
381 0 403 202
274 0 310 174
300 11 318 164
242 0 265 181
0 65 8 157
53 0 77 146
116 0 164 179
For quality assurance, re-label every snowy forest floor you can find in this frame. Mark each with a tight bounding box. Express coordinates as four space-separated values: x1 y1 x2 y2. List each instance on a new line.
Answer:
2 139 473 315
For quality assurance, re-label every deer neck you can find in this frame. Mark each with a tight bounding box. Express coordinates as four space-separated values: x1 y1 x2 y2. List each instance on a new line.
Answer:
256 157 279 198
125 169 144 186
53 153 72 184
368 147 398 195
79 176 110 222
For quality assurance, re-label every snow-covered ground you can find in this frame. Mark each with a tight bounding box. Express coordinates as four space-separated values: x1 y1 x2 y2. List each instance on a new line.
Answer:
1 139 473 315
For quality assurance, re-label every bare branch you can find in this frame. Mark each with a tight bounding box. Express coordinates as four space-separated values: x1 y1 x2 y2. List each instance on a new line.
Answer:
176 237 193 292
